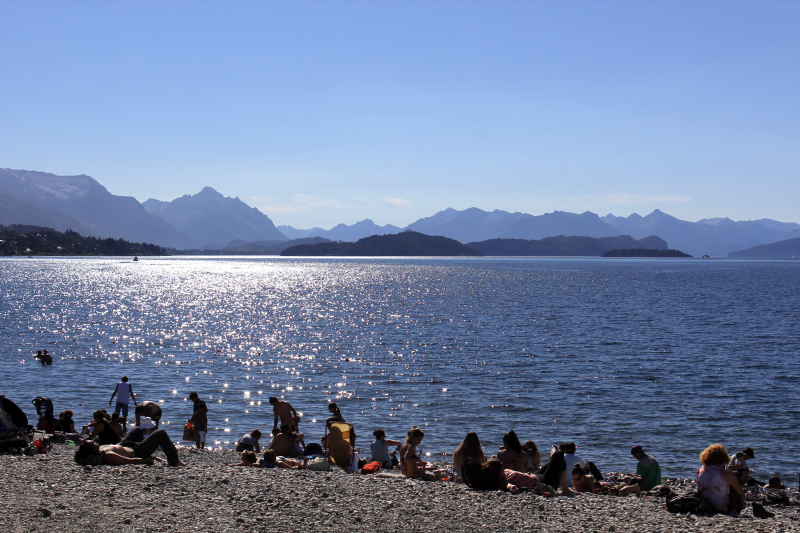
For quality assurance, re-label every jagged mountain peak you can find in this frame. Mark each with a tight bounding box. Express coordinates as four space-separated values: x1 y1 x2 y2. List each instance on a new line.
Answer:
142 187 286 245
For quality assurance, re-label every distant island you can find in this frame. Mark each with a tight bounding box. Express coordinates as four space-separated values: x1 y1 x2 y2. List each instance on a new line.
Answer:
281 231 481 256
467 235 668 256
0 225 168 256
601 248 692 258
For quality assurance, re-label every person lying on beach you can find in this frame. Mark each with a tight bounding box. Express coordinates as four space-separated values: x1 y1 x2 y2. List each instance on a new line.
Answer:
371 428 402 470
697 443 746 513
258 449 307 469
135 401 162 428
400 427 443 481
269 397 297 431
522 440 541 473
74 429 185 466
226 451 259 467
572 464 640 496
463 458 560 495
236 429 262 452
497 430 526 472
453 431 485 482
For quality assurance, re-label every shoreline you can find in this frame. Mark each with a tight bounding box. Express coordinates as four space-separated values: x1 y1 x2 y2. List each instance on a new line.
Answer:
2 445 798 532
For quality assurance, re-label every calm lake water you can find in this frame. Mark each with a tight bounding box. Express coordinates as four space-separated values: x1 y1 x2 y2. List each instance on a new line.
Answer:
1 256 798 480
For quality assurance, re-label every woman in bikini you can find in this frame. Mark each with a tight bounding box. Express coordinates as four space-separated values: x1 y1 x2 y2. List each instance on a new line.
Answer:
400 427 440 481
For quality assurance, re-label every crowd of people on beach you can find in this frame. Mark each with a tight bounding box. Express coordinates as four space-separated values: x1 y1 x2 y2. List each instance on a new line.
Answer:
16 373 789 516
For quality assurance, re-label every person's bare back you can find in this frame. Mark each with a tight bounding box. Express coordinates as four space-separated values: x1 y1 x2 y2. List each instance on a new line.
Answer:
269 397 297 429
269 432 296 456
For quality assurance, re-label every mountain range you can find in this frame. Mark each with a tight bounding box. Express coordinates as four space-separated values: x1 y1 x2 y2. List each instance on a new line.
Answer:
2 166 799 256
278 219 402 242
0 168 194 249
143 186 286 248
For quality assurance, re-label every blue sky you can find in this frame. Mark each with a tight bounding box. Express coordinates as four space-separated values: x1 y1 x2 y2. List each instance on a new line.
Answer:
1 0 798 228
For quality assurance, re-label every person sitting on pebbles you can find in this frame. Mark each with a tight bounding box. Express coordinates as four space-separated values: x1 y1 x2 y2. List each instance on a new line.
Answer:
74 428 185 466
624 445 662 491
697 443 745 513
522 440 541 473
727 447 755 485
258 449 307 469
497 430 527 472
268 424 299 457
453 431 485 482
86 409 120 445
236 429 262 452
766 476 786 490
400 426 445 481
572 464 640 496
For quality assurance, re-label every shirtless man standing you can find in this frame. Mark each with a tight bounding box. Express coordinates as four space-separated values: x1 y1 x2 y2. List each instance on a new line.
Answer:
269 397 297 431
135 401 163 428
74 429 185 466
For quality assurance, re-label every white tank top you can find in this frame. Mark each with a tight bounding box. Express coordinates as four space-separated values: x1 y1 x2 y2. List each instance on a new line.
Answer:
116 382 131 404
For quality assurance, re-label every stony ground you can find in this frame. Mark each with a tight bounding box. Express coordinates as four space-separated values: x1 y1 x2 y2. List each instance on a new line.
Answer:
2 445 799 533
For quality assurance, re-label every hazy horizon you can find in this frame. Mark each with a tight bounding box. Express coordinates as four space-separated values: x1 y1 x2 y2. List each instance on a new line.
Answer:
1 1 798 228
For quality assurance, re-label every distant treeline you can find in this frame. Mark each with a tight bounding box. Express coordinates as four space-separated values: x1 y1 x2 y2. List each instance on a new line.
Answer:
282 231 481 256
467 235 668 256
0 225 168 256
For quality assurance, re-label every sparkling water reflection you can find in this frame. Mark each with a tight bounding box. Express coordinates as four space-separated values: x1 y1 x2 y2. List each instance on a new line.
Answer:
1 257 798 479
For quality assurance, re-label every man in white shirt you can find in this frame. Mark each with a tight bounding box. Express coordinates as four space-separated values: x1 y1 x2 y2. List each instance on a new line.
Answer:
108 376 137 430
560 441 584 474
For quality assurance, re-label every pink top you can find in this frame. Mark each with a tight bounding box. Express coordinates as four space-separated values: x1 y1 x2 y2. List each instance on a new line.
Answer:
697 465 729 510
503 469 540 490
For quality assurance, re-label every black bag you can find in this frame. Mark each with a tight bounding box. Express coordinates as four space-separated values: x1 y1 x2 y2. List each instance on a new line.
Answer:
666 491 716 514
303 442 324 456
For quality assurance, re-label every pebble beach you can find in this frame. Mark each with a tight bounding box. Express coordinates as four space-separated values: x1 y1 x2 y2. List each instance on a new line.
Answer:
2 445 799 533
